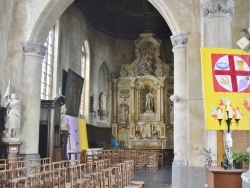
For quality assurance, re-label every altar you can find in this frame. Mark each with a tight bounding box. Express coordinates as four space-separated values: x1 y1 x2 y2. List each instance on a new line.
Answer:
129 139 166 149
110 32 173 149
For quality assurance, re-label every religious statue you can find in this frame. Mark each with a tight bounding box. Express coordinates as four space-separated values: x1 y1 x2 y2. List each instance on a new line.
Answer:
169 103 174 124
4 93 20 138
120 102 129 123
145 89 154 112
61 104 67 130
99 92 106 110
142 58 154 75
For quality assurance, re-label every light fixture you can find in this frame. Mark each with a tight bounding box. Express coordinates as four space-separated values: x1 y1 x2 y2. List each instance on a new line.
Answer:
170 95 179 102
236 36 250 51
236 28 250 51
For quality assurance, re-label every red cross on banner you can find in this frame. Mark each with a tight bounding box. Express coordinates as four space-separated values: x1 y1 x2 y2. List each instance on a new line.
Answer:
212 54 250 93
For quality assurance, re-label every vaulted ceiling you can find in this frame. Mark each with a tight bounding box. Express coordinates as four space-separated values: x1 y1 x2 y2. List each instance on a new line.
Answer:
75 0 172 40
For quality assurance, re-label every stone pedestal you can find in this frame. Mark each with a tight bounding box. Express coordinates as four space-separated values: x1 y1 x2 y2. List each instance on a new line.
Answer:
2 141 22 162
60 130 69 160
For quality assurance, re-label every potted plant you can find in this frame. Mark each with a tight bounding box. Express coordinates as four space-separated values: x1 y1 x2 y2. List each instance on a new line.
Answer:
232 152 249 169
202 148 214 166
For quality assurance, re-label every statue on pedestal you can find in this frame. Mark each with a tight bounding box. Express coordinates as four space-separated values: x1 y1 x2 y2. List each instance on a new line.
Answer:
120 102 129 123
61 104 67 130
145 89 154 113
99 92 106 111
4 93 20 139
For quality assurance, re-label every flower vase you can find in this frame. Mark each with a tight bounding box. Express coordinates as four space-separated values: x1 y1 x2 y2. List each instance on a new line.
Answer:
228 163 233 169
207 160 212 166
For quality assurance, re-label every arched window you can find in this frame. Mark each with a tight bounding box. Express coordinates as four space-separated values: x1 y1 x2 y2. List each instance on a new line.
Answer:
41 27 55 100
79 40 90 120
79 45 86 117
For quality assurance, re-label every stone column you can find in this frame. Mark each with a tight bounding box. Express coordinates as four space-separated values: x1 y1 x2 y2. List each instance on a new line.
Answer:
201 0 235 165
171 32 188 165
201 0 234 47
170 32 189 188
20 41 46 159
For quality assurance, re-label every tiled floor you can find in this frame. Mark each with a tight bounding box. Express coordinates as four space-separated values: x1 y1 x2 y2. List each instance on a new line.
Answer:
133 164 172 188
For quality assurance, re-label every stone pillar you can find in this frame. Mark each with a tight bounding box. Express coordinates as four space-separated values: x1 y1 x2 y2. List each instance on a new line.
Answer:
170 32 189 187
19 41 46 159
201 0 235 165
201 0 234 47
171 32 188 165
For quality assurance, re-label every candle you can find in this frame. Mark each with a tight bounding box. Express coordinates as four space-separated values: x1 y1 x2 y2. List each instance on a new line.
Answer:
228 109 232 119
217 109 222 119
59 87 62 95
235 109 240 119
226 100 231 111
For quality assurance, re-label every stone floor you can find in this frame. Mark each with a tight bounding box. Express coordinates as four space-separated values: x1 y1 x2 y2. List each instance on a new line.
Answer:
133 164 172 188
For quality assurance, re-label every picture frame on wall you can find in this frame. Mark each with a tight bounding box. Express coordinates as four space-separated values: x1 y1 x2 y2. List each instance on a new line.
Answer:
64 69 84 117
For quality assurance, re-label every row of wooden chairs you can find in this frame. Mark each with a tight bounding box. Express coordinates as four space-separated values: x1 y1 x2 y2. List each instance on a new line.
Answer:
0 156 144 188
87 149 164 165
88 150 161 173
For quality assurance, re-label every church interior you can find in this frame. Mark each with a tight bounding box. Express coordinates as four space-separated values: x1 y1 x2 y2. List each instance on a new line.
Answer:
0 0 250 187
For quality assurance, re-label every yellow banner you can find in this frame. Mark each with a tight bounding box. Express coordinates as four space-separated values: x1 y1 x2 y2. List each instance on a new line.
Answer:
201 47 250 130
78 118 89 150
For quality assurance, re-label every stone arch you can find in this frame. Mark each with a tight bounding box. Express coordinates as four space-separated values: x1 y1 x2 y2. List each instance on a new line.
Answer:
29 0 74 43
148 0 179 35
30 0 179 44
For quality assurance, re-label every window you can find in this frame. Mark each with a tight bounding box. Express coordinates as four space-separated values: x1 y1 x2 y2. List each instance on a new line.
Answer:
41 28 55 100
79 45 86 117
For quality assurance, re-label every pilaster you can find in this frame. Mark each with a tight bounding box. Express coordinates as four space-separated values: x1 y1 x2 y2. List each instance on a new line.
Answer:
111 79 118 124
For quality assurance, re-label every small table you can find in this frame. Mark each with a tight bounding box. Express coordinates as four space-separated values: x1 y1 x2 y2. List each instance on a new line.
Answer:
206 166 247 188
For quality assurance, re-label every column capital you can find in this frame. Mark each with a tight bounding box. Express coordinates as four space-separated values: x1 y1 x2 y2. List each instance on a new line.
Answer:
171 32 188 50
22 41 46 58
201 0 234 21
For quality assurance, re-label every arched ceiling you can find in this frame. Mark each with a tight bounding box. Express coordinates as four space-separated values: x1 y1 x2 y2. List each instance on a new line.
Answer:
75 0 172 40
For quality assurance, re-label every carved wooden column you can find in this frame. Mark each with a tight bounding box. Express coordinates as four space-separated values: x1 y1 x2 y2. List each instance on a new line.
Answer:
111 79 118 124
111 79 118 138
160 85 165 123
130 78 136 123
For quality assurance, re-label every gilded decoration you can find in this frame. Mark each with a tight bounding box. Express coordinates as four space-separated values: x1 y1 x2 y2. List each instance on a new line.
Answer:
113 32 172 149
120 32 170 77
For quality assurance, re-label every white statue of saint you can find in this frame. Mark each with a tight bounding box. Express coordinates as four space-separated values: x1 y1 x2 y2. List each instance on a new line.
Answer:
4 93 20 138
169 103 174 124
61 104 67 130
99 92 106 110
145 89 154 112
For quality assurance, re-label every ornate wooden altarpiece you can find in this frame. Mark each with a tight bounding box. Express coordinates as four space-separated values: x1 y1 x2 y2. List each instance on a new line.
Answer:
111 33 174 149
